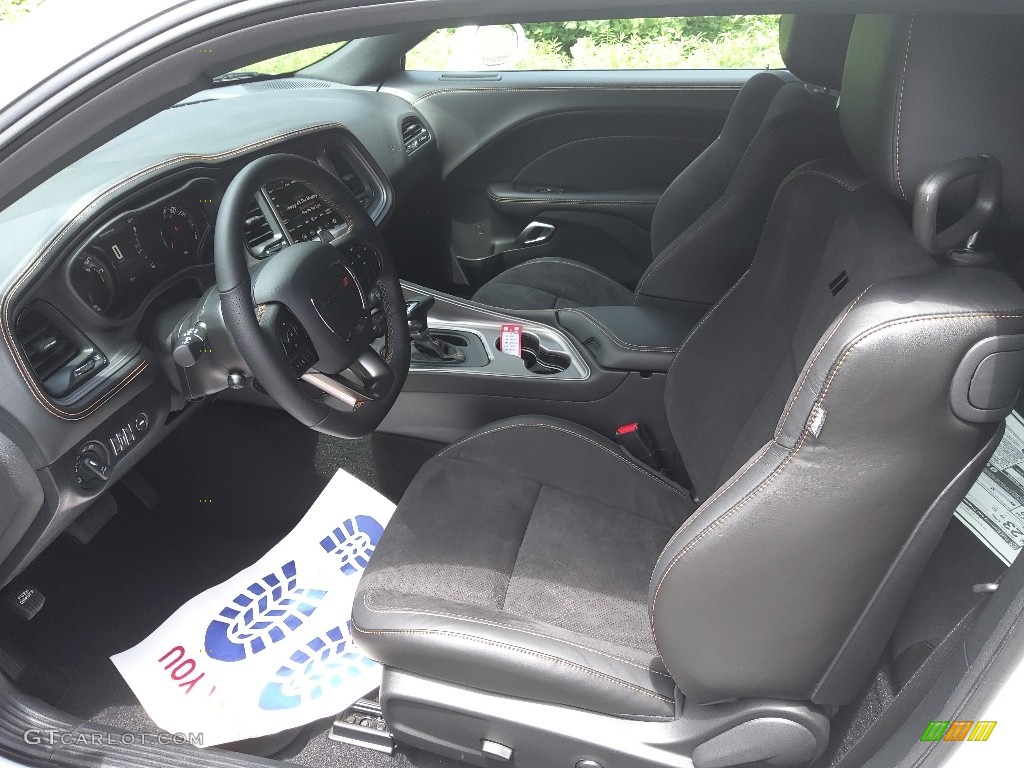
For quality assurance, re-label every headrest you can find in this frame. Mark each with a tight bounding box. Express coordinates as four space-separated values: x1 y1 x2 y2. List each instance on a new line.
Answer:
840 15 1024 218
778 14 855 92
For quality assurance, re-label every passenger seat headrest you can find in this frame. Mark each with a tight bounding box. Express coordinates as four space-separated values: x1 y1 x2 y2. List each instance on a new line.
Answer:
778 14 855 92
840 14 1024 219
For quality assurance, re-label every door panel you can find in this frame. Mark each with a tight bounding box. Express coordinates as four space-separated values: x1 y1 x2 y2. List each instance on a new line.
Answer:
383 69 750 288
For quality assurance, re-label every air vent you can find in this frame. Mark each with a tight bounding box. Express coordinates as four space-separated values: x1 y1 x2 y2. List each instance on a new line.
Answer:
401 116 430 155
244 199 281 257
14 304 106 397
332 158 374 210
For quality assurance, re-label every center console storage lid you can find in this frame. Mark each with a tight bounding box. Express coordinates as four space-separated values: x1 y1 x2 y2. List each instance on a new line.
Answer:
557 305 705 373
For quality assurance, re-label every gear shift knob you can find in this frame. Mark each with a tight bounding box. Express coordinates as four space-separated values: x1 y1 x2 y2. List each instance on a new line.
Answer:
405 295 466 364
405 296 435 335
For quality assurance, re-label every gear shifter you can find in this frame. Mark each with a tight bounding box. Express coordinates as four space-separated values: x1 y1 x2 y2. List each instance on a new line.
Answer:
406 297 466 364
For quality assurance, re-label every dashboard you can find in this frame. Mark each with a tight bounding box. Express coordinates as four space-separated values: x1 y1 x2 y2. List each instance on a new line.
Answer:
0 81 437 581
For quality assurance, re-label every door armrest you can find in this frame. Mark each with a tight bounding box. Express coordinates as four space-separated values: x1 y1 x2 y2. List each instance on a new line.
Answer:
487 183 660 226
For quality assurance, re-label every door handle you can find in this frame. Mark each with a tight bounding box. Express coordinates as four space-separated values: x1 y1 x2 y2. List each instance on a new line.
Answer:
516 221 556 247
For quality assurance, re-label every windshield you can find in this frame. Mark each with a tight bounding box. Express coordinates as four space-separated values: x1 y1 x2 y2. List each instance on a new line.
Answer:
224 41 347 77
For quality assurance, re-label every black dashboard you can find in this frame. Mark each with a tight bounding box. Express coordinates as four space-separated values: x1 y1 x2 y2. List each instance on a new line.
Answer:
0 81 437 582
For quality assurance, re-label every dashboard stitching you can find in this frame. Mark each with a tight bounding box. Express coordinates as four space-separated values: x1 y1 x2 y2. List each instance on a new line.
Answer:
1 123 341 419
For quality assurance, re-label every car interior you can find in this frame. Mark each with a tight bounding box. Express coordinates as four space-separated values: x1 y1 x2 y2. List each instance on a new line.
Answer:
1 5 1024 768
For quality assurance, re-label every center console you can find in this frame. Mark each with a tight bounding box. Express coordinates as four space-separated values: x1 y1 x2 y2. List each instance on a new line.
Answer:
378 282 705 465
404 293 589 381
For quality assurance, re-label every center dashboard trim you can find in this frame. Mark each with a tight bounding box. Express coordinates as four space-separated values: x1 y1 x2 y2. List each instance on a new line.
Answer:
1 122 365 420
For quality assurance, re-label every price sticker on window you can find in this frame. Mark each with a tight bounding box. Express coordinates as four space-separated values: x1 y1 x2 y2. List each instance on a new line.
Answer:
500 324 523 357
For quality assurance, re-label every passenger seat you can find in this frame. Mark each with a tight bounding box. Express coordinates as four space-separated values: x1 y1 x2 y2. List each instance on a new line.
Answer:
472 14 855 311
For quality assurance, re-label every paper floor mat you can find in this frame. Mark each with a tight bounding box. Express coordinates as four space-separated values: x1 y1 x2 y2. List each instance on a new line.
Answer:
112 469 394 746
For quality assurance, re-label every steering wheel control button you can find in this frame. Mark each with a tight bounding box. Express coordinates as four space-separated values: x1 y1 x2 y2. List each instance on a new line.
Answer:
172 322 208 368
277 310 319 374
343 241 383 289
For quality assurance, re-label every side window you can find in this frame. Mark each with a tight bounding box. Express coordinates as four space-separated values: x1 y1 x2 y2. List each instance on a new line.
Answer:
405 16 783 72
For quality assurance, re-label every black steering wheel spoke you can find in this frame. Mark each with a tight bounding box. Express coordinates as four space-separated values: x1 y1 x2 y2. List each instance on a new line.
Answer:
257 302 320 377
214 153 409 438
347 347 396 400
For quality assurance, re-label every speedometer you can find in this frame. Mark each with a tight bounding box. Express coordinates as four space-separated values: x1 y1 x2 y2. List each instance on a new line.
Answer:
160 205 199 260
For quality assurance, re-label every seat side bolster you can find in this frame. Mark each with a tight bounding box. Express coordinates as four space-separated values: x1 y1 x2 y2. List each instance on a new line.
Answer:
354 589 676 719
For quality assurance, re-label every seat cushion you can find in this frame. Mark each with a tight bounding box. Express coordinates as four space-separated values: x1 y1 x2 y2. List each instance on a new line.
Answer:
353 416 696 718
471 258 633 311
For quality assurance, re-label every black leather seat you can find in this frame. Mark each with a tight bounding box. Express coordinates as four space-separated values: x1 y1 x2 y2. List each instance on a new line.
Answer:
471 14 854 312
355 14 1024 768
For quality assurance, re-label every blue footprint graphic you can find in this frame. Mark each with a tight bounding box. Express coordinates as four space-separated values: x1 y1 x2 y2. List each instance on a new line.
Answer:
258 622 377 710
319 516 385 575
205 561 327 662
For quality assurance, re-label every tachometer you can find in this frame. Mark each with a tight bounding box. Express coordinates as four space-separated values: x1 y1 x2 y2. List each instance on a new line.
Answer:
70 248 117 314
160 205 199 260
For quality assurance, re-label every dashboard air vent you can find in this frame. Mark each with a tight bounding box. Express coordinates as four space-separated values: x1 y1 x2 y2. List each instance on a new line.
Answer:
340 168 372 209
328 154 374 211
401 116 430 154
244 199 277 255
14 304 107 397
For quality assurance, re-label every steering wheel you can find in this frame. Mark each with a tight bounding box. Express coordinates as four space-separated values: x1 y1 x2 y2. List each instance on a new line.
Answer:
214 153 409 438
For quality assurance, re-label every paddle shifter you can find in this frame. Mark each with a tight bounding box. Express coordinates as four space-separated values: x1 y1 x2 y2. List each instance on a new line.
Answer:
405 296 466 364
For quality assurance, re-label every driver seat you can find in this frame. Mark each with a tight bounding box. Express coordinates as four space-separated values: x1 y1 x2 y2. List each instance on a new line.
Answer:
354 15 1024 768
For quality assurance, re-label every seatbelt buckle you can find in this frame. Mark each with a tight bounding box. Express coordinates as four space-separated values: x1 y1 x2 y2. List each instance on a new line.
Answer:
614 422 662 471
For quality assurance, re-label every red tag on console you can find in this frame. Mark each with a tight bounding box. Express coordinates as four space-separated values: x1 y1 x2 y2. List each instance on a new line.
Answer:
500 324 523 357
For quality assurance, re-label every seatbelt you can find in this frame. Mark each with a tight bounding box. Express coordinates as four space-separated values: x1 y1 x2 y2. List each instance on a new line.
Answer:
818 587 994 768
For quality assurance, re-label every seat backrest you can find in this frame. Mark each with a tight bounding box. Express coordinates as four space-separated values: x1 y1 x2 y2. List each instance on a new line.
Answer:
635 14 854 309
649 14 1024 707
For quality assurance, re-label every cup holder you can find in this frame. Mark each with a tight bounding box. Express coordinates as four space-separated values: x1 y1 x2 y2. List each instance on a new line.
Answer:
496 332 570 375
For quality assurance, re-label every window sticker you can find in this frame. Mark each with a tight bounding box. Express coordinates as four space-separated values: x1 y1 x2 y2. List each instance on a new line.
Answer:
954 410 1024 565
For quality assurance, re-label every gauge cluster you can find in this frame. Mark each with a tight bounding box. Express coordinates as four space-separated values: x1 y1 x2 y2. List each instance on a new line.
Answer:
68 179 216 318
